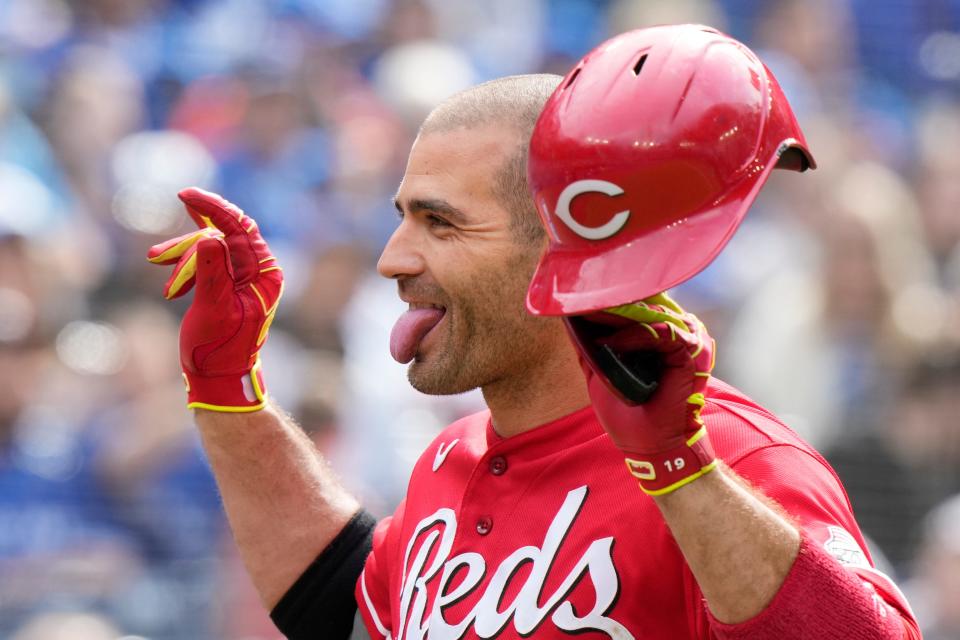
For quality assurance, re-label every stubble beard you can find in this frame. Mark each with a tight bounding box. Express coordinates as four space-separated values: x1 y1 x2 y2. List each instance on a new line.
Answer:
406 298 507 396
406 254 551 397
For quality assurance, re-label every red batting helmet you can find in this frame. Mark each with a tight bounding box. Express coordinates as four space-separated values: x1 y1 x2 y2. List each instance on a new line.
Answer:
526 24 815 316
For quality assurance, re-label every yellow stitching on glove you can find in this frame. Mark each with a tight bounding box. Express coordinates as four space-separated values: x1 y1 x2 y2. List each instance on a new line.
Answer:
685 424 708 446
249 358 266 400
605 303 688 332
641 460 718 496
687 392 706 426
640 322 659 339
249 283 269 314
691 338 704 358
645 291 684 314
166 252 198 299
254 282 283 347
186 361 268 413
257 307 277 347
148 229 210 263
188 399 268 412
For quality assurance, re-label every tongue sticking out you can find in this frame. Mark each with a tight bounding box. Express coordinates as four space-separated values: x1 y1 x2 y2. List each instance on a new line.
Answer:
390 308 445 364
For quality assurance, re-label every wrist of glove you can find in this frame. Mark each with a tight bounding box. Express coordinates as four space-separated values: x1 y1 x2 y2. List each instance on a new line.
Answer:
566 293 717 496
182 360 268 412
148 188 282 412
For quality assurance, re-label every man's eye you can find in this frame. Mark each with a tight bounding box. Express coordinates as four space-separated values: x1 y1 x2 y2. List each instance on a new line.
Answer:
428 215 452 228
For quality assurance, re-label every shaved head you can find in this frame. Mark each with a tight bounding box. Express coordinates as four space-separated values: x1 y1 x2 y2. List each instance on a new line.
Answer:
421 74 562 136
420 74 562 244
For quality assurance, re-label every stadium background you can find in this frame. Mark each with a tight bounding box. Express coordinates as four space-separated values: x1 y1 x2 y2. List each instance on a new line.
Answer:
0 0 959 638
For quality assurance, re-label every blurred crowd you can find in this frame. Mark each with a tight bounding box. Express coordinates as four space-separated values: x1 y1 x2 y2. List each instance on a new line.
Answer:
0 0 959 638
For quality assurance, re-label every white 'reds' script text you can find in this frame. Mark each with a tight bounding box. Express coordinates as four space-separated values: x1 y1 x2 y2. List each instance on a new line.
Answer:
361 486 634 640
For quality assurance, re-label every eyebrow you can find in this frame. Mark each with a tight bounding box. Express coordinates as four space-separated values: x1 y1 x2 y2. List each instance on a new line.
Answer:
393 196 469 224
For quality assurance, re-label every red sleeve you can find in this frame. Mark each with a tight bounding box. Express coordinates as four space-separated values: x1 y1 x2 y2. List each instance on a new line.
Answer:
702 445 921 639
355 500 405 639
708 535 916 640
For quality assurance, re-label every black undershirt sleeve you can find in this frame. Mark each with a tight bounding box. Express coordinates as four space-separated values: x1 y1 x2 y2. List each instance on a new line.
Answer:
270 510 378 640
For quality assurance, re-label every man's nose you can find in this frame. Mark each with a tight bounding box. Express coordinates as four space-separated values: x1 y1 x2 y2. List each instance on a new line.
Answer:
377 220 425 279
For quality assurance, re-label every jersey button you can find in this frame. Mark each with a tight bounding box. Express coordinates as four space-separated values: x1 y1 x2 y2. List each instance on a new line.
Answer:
476 517 493 536
489 456 507 476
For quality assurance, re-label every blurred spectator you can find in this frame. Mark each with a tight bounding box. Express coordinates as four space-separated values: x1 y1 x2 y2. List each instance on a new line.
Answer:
288 244 371 351
725 162 939 445
214 66 332 247
87 300 225 637
40 45 145 220
0 234 142 635
608 0 727 38
10 611 123 640
914 101 960 294
753 0 858 109
827 352 960 572
907 493 960 640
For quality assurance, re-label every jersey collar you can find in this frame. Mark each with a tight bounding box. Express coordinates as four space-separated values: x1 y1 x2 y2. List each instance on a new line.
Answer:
484 404 603 459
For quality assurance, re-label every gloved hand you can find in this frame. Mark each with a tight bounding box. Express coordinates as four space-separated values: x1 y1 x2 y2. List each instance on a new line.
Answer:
147 188 282 412
565 293 717 496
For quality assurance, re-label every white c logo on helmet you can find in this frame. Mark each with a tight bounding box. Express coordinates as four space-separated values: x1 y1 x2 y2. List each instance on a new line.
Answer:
554 179 630 240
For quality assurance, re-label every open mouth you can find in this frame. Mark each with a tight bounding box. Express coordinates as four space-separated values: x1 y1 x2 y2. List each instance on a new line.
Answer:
390 303 447 364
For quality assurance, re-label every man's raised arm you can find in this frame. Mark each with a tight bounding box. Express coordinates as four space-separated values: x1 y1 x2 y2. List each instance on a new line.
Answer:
195 407 359 608
565 294 920 640
147 188 360 608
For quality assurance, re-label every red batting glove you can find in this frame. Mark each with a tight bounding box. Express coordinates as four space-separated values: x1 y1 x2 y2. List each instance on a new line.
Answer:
147 188 283 412
566 293 717 496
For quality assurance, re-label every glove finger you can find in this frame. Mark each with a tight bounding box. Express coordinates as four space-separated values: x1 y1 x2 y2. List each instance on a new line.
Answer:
604 300 689 334
602 320 695 355
147 230 198 265
603 297 710 366
193 235 236 305
178 187 231 231
178 187 275 285
163 241 201 300
695 321 716 375
251 279 283 349
147 229 213 265
641 291 684 315
147 228 220 265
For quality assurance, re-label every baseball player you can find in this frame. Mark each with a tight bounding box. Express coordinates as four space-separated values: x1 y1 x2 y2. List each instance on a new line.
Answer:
148 25 920 639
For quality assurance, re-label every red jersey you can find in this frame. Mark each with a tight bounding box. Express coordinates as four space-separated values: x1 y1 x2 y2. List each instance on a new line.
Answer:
356 379 913 639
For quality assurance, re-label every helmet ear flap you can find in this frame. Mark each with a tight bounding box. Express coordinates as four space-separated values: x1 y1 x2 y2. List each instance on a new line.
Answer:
775 145 815 172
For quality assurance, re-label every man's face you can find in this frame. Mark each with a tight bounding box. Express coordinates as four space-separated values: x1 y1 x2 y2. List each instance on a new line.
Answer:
378 125 562 395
